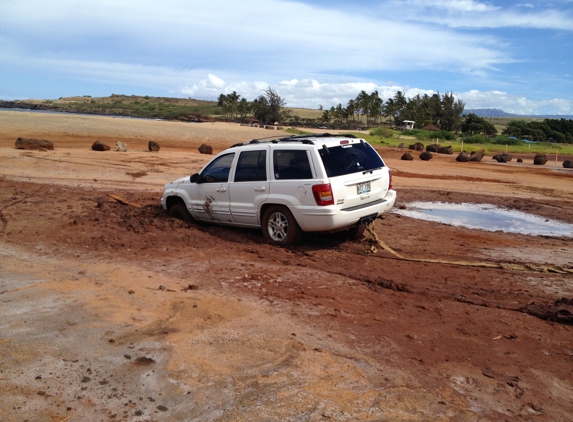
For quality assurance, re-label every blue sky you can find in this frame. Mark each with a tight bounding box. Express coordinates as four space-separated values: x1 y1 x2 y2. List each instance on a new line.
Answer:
1 0 572 115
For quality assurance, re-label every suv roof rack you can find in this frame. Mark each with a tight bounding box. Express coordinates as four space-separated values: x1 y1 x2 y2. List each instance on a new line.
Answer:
230 132 358 148
283 133 357 140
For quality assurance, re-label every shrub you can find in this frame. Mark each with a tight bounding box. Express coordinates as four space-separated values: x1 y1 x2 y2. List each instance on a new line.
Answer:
462 134 490 144
402 129 426 137
402 129 455 141
433 130 456 141
370 126 393 138
492 136 523 146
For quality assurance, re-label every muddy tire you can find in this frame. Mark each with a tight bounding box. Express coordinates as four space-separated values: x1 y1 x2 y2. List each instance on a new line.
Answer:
346 224 366 240
168 202 194 223
262 205 301 246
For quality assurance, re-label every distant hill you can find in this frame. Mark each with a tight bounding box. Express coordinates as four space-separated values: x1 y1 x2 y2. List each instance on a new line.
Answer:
465 109 517 117
465 108 573 119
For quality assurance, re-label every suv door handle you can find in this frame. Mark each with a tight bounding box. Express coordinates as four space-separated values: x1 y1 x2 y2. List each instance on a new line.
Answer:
216 187 227 192
254 187 266 192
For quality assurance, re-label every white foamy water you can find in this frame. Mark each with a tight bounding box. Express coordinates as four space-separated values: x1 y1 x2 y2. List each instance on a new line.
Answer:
394 201 573 237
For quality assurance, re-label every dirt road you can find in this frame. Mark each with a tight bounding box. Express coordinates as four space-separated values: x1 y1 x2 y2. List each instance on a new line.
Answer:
1 110 573 421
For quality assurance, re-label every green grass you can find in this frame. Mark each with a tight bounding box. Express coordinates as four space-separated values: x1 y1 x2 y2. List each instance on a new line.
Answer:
18 94 221 120
364 129 573 156
285 127 313 135
289 107 323 120
7 95 572 155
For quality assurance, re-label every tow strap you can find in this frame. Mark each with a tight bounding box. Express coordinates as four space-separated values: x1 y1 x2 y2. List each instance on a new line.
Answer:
365 224 573 275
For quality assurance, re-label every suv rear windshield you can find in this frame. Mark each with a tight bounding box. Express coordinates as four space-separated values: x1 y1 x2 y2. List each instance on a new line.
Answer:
319 143 384 177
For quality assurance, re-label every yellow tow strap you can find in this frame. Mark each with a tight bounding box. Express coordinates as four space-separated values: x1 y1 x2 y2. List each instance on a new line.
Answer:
365 224 573 275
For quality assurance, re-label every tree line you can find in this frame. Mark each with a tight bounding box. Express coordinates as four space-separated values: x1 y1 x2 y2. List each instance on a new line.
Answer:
502 119 573 143
218 88 467 132
218 88 572 143
320 91 466 132
217 87 290 125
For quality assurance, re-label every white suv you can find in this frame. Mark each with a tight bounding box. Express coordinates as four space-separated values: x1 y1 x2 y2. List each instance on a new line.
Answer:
162 133 396 245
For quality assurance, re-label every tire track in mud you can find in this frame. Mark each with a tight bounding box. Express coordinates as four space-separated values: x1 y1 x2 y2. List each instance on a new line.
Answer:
362 275 573 325
100 198 573 326
0 186 43 234
284 236 573 326
287 247 573 326
9 180 569 327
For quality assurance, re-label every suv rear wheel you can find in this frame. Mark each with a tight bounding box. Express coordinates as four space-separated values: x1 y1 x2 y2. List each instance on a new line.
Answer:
262 205 301 246
346 224 366 240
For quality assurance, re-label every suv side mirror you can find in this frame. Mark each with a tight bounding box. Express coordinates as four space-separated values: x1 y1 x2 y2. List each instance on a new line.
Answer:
190 173 200 183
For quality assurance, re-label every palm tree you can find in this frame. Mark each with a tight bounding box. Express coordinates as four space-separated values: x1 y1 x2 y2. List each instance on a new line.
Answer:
346 99 357 128
382 98 399 127
237 98 251 122
369 91 383 127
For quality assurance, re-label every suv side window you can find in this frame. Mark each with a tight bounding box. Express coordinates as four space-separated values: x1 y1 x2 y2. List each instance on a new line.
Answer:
234 150 267 182
273 150 312 180
201 153 235 183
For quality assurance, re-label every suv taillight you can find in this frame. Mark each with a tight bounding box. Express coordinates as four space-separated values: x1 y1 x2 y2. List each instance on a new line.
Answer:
312 183 335 206
388 170 393 190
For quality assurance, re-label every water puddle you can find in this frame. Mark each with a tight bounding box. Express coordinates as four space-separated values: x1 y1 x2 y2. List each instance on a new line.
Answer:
394 201 573 237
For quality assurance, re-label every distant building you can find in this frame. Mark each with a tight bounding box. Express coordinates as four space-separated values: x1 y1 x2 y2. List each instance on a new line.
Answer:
403 120 415 130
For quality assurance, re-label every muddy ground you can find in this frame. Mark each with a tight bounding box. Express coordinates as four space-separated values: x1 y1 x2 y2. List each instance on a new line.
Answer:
1 110 573 421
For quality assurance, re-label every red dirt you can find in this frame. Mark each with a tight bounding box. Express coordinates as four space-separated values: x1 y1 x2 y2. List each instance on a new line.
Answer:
1 110 573 421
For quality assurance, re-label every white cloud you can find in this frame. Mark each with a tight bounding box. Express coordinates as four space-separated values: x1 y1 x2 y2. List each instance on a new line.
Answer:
387 0 573 29
458 90 573 114
181 75 573 115
1 0 571 115
429 9 572 29
397 0 500 13
180 76 436 108
0 0 511 76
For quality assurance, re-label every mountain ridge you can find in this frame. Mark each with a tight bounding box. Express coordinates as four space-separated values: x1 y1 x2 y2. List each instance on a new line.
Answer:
465 108 573 119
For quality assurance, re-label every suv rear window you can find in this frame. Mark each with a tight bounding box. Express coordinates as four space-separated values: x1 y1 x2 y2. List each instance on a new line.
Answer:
319 143 384 177
273 150 312 180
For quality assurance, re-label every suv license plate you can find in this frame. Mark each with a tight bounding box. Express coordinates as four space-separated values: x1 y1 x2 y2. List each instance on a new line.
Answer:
357 181 371 195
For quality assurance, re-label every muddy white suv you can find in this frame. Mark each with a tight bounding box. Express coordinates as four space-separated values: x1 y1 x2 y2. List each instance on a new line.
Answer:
162 133 396 245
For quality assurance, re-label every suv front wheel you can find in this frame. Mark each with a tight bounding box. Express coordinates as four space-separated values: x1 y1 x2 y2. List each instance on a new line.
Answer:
168 202 194 223
262 205 301 246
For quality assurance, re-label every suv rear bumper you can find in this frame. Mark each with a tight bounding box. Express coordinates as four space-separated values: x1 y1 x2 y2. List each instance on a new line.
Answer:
293 190 396 232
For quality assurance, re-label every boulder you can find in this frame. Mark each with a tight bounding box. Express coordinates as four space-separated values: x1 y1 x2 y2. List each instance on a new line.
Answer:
419 151 433 161
493 153 512 163
533 154 547 165
148 141 161 152
456 151 470 162
426 144 440 152
116 141 127 152
397 143 406 149
469 149 485 162
408 142 424 151
438 146 453 155
91 140 110 151
517 158 523 163
15 137 54 150
563 160 573 169
198 143 213 155
401 152 414 161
